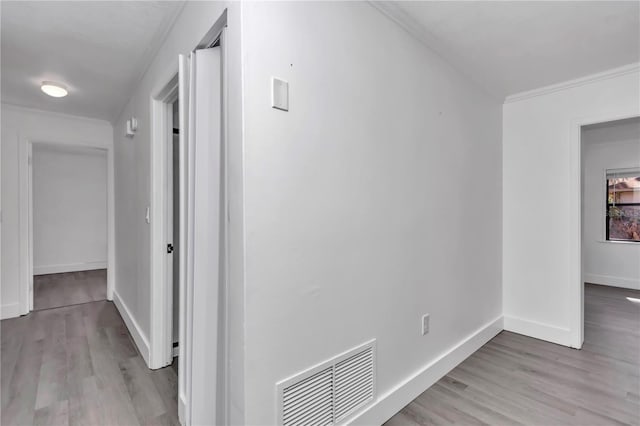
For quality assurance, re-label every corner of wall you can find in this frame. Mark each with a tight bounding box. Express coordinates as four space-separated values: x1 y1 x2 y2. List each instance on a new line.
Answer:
112 290 151 366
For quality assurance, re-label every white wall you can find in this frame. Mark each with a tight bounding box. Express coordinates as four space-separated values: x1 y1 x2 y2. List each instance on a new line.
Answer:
32 144 107 275
582 118 640 290
240 3 503 424
503 67 640 347
1 104 113 319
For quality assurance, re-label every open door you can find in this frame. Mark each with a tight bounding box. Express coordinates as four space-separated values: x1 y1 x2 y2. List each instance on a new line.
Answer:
180 46 223 426
177 52 191 425
190 45 223 426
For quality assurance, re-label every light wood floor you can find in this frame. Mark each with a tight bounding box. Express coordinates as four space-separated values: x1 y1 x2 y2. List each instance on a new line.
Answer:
385 283 640 426
34 270 107 311
1 300 179 426
2 283 637 425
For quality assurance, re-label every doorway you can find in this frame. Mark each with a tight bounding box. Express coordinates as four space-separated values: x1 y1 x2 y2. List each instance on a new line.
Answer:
27 142 111 311
149 11 229 426
149 34 227 426
574 115 640 347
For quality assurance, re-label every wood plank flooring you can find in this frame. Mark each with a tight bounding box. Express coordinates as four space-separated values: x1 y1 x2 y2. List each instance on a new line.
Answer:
2 283 637 425
1 300 178 426
385 283 640 426
34 270 107 311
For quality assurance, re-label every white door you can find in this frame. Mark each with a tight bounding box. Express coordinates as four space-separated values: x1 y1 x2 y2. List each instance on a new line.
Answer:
187 46 223 426
177 52 190 425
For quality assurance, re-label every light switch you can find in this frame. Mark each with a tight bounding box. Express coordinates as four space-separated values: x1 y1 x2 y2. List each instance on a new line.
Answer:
271 77 289 111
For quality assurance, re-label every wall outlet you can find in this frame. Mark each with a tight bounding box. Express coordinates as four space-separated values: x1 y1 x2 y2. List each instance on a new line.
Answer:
421 314 430 336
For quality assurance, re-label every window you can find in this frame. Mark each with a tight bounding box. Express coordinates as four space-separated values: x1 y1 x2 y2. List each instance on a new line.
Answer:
606 168 640 242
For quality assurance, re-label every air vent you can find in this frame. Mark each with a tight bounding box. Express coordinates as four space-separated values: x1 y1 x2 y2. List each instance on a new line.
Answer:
277 340 376 426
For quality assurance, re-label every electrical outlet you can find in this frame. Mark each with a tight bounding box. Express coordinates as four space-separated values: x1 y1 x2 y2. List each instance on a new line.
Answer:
421 314 430 336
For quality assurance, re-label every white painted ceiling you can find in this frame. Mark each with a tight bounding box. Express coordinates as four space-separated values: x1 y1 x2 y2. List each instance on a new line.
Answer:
2 1 638 118
1 1 184 121
374 1 640 98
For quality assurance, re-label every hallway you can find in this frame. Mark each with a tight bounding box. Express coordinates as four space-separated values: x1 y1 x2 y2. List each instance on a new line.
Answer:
34 270 107 311
1 300 178 426
1 2 639 425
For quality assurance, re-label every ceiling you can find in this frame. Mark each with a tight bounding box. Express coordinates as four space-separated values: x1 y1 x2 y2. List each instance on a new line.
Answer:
1 1 184 122
2 1 638 119
373 1 640 99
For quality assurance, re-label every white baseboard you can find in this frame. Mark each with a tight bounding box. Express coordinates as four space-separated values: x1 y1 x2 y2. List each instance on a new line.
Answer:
584 273 640 290
112 290 151 367
179 395 186 425
34 261 107 275
350 315 504 426
1 302 24 320
503 315 573 347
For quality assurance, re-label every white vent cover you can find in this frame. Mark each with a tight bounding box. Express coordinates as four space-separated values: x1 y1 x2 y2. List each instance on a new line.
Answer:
277 340 376 426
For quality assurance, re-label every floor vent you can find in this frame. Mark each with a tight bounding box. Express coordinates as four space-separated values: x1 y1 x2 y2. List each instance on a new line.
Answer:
277 340 376 426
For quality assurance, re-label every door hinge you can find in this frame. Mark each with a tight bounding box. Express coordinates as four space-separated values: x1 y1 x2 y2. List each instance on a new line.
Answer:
167 243 174 254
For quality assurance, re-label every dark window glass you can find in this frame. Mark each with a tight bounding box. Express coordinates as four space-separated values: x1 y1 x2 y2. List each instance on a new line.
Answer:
606 176 640 242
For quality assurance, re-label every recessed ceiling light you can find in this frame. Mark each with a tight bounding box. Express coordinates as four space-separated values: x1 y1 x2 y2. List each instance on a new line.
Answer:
41 81 68 98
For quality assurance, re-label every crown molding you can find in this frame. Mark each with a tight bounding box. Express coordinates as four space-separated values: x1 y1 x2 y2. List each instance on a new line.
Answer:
1 102 113 126
111 1 186 124
504 63 640 104
368 1 501 101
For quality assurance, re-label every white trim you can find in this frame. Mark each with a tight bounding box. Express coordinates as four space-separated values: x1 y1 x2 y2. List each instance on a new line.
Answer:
598 239 640 245
505 63 640 103
172 345 180 358
1 102 114 125
19 136 30 316
27 142 34 311
584 273 640 291
219 27 231 426
33 261 107 276
503 315 574 347
569 119 584 349
350 316 503 426
1 303 23 320
149 72 179 370
189 46 223 426
113 291 151 366
177 52 192 426
179 397 187 426
106 147 116 301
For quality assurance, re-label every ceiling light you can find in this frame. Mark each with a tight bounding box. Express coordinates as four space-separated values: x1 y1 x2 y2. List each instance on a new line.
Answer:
41 81 68 98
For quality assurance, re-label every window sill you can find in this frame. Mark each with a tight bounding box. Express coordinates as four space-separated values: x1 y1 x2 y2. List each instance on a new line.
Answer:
598 239 640 245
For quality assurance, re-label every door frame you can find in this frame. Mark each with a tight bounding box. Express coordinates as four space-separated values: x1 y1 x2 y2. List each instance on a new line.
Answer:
149 72 179 370
569 111 640 349
148 9 230 425
19 139 115 314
